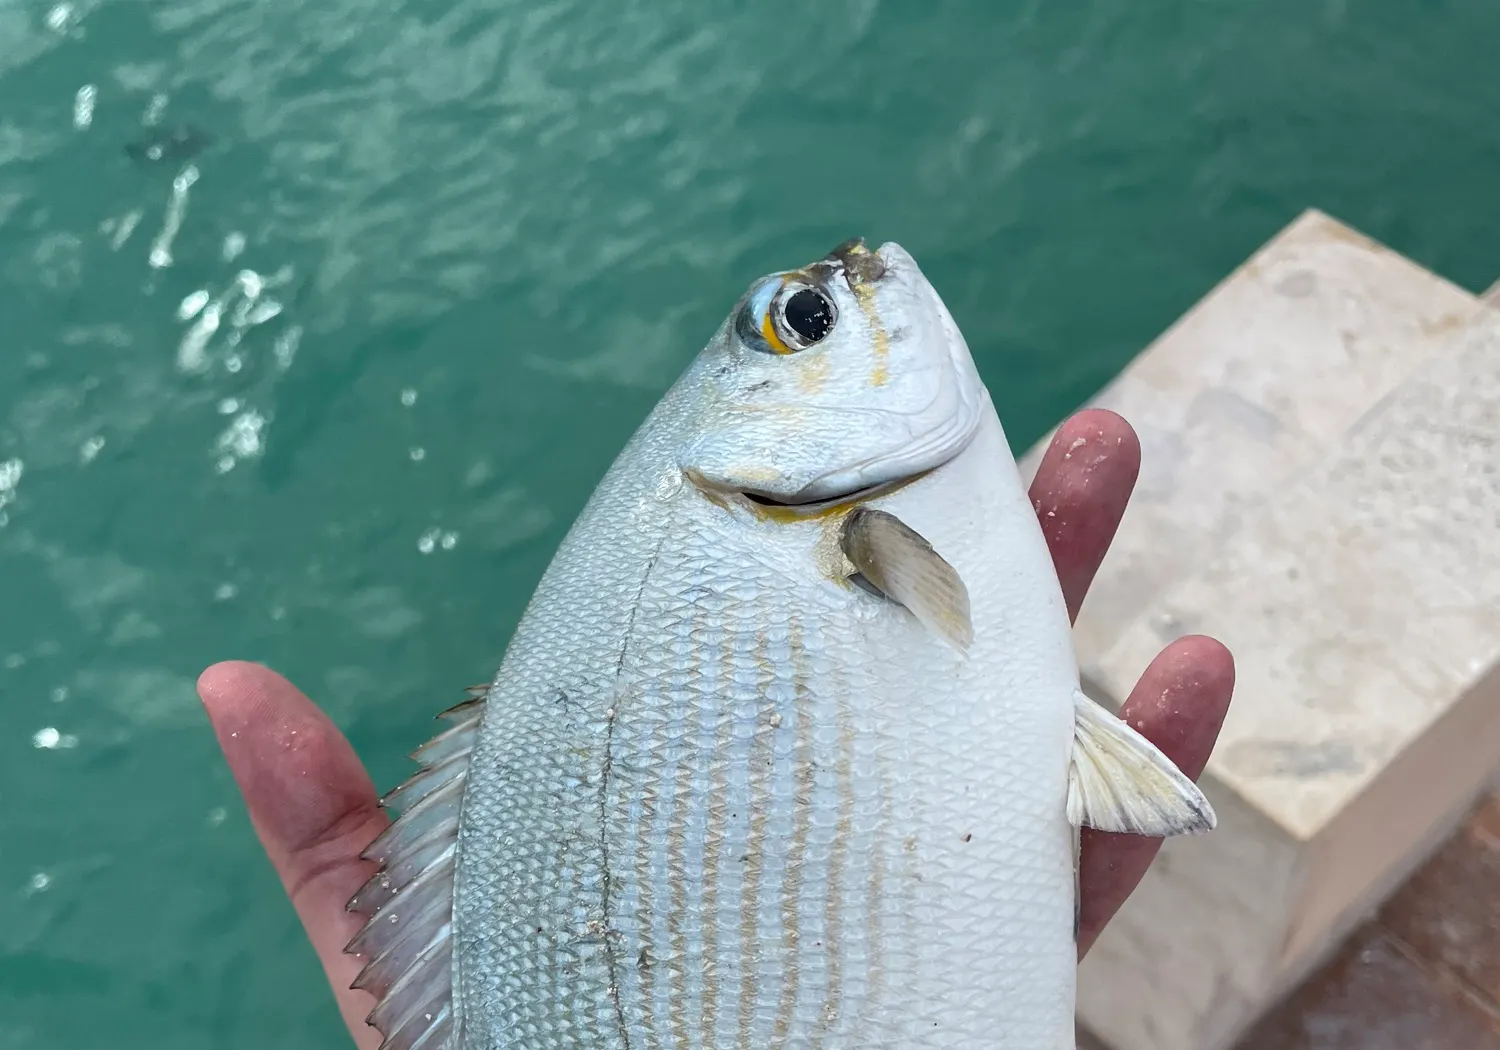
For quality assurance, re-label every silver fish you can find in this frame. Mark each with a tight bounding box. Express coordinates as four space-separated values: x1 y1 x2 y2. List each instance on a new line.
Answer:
346 238 1215 1050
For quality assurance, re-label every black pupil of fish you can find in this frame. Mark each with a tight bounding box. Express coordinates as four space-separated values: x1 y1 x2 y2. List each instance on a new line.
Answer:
782 289 834 344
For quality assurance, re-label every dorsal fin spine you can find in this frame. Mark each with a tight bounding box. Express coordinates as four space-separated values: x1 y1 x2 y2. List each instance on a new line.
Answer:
344 685 486 1050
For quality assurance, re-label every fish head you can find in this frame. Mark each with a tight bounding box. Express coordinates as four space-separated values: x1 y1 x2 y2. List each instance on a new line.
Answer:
680 239 987 507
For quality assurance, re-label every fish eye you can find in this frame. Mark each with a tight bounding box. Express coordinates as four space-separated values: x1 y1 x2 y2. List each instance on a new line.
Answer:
736 277 839 355
781 288 835 345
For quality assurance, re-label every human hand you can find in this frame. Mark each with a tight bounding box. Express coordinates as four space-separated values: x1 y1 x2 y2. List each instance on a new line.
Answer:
1024 409 1234 952
197 407 1234 1048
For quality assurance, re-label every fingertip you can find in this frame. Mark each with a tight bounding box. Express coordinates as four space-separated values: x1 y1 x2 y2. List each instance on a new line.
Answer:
1028 408 1142 520
197 660 278 714
197 659 381 859
1177 634 1236 700
198 660 310 718
197 660 318 754
197 658 264 692
1029 409 1142 620
1119 634 1235 780
1040 409 1140 474
1185 632 1235 674
1145 634 1236 711
1058 408 1140 458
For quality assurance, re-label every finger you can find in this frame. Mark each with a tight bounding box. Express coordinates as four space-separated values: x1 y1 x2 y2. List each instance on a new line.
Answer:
1076 635 1235 957
198 661 387 1050
1027 409 1141 622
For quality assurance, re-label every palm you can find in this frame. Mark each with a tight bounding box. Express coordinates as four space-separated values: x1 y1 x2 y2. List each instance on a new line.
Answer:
198 409 1234 1049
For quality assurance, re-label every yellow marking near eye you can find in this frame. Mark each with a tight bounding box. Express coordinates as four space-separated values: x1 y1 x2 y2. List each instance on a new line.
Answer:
797 351 828 395
760 311 793 354
849 279 890 386
870 327 890 386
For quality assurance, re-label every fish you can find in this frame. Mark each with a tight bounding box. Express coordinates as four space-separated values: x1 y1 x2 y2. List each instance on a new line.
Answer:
345 238 1216 1050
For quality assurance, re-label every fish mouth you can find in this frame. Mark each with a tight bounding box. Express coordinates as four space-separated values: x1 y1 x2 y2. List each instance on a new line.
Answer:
742 479 900 512
688 471 927 520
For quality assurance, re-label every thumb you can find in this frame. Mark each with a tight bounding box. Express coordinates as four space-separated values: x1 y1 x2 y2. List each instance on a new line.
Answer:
198 660 386 1049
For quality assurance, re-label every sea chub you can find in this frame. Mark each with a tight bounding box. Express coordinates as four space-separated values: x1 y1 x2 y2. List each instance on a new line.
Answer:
345 238 1215 1050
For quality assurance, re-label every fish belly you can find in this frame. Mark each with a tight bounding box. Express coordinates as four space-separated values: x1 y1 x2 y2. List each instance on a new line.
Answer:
451 414 1079 1050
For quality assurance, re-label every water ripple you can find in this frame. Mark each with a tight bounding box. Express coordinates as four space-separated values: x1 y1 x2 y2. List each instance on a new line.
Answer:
0 2 1497 1049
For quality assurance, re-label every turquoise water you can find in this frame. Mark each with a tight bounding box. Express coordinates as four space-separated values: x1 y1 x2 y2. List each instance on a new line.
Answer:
2 1 1497 1046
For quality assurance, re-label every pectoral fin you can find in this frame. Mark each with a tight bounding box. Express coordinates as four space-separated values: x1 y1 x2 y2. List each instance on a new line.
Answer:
840 507 973 652
1067 689 1217 836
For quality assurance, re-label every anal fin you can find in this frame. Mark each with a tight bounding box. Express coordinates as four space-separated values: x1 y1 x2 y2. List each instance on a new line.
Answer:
344 686 486 1050
1067 689 1216 836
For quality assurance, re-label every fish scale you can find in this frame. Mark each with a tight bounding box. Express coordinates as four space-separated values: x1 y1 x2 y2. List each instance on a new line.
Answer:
349 240 1216 1050
453 416 1074 1049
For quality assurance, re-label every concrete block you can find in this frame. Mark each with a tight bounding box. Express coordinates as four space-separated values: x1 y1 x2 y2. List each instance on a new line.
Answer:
1229 790 1500 1047
1021 209 1483 681
1082 313 1500 1049
1021 212 1500 1050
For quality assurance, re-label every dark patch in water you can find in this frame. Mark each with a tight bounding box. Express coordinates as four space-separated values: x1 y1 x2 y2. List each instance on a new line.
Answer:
125 124 214 166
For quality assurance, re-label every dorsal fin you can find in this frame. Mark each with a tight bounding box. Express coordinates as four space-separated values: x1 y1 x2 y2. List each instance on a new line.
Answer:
344 687 488 1050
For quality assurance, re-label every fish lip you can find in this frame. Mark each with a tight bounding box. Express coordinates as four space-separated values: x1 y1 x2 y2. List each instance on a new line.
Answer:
769 382 985 505
741 476 905 512
684 467 930 520
682 395 984 519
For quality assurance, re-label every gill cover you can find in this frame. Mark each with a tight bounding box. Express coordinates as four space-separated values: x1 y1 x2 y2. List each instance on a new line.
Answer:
680 240 985 504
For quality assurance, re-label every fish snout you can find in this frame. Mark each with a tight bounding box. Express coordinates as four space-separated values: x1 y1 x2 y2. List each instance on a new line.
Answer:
825 237 888 285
